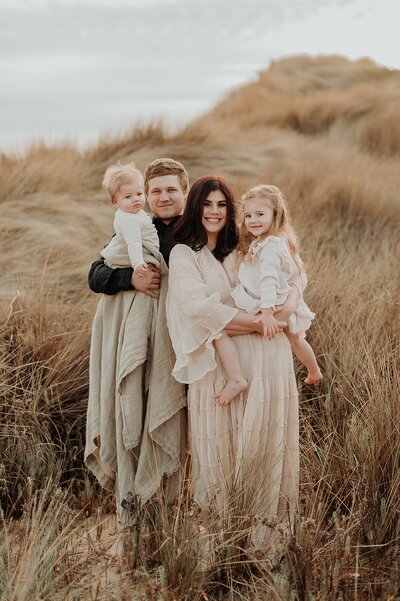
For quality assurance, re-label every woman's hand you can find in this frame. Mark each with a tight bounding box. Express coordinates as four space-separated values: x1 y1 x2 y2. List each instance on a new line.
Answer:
253 320 264 335
254 309 286 340
224 309 286 337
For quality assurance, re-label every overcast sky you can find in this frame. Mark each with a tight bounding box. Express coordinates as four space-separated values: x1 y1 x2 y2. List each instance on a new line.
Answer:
1 0 399 153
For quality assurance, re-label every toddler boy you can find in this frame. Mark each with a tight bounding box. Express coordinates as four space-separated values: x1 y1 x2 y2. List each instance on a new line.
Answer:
101 162 159 275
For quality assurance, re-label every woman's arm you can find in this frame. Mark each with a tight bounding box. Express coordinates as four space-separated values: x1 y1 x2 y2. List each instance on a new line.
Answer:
224 325 260 336
225 311 262 335
224 309 286 336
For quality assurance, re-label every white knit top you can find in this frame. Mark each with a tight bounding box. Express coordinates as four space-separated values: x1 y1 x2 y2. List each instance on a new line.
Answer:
101 208 159 270
231 235 314 334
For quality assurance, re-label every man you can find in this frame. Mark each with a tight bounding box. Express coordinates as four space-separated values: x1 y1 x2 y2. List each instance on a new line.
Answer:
88 157 188 297
86 158 189 559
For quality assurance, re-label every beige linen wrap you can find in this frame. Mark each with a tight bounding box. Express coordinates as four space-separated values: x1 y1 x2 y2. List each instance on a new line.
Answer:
85 240 186 527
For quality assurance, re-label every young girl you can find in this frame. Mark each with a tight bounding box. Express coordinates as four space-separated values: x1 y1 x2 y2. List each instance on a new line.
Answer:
214 184 322 405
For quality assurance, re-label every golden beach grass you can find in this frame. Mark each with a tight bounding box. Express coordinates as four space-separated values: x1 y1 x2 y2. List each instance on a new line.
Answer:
0 55 399 600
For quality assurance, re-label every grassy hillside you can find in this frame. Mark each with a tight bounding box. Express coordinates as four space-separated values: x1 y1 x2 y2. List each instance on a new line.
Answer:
0 55 399 600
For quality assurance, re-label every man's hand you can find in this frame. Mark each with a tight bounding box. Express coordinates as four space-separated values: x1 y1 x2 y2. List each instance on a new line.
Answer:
131 264 160 299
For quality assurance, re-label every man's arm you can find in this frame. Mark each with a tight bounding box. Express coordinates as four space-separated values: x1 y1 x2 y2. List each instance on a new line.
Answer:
88 256 133 295
88 256 161 297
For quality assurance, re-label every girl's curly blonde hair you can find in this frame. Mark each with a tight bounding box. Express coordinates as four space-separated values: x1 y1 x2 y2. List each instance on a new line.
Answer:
237 184 305 276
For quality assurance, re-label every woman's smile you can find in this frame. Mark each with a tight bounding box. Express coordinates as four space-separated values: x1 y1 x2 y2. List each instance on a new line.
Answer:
204 217 223 223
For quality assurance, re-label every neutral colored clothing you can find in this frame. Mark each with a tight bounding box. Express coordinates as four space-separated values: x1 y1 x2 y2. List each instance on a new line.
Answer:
166 244 299 549
167 246 239 384
85 241 186 526
101 208 159 270
88 217 180 295
231 235 315 334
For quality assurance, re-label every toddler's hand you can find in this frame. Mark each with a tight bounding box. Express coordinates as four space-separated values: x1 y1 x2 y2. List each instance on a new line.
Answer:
135 263 149 276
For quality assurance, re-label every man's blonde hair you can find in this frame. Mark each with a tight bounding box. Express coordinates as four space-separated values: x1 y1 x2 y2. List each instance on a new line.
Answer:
144 158 189 194
102 161 143 201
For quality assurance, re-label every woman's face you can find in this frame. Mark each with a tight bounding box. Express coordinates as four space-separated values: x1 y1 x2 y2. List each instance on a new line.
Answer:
201 189 227 237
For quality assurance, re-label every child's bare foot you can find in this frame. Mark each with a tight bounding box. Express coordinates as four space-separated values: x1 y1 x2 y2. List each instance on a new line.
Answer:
106 532 132 561
304 370 323 385
215 377 247 405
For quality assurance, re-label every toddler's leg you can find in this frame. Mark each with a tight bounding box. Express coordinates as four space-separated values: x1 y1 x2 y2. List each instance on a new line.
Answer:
274 303 290 326
285 329 323 385
214 333 247 405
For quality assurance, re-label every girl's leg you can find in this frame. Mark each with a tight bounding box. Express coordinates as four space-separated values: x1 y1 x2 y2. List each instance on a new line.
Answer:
214 333 248 405
285 329 323 385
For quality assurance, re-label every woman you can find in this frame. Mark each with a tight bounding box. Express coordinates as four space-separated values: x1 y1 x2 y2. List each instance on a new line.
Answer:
166 176 299 554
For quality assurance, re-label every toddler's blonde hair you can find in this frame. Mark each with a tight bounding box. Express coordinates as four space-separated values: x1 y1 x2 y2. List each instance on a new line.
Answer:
102 161 143 201
237 184 305 275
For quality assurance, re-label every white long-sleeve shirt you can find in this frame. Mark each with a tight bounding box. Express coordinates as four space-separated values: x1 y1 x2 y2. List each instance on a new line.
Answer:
101 208 159 270
231 235 314 333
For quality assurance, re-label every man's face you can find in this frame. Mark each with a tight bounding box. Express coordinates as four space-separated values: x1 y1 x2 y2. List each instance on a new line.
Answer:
147 175 186 223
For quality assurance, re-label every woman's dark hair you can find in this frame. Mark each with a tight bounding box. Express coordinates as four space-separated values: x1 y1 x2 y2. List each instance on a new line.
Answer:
172 175 239 261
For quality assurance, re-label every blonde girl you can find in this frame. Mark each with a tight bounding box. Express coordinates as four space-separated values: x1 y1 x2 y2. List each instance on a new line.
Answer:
229 184 322 388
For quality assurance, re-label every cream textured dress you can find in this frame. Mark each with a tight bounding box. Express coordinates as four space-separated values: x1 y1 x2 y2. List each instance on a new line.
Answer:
231 235 315 334
166 244 299 549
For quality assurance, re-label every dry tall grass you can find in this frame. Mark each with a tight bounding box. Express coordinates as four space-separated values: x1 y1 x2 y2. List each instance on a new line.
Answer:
0 55 399 599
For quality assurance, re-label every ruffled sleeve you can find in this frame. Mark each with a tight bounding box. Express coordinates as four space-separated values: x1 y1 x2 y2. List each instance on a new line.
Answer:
166 244 238 384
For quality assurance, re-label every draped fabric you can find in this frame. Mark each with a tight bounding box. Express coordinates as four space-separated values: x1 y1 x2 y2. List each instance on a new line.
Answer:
85 246 186 526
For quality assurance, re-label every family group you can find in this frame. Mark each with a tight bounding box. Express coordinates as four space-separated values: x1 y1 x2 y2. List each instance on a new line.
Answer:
85 157 322 561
